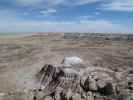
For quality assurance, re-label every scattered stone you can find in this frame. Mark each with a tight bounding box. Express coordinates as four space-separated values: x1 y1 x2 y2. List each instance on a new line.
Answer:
86 92 94 100
54 87 63 100
71 93 82 100
128 82 133 90
129 70 133 74
43 96 53 100
115 85 121 94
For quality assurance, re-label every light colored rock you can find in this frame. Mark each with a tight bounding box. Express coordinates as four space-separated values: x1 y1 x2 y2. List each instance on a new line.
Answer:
43 96 53 100
61 56 83 66
88 78 98 91
81 76 98 92
72 93 82 100
96 80 106 89
0 93 5 100
86 92 94 100
54 87 63 100
66 88 73 100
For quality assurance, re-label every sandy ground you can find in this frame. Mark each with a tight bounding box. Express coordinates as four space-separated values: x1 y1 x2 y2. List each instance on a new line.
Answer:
0 33 133 95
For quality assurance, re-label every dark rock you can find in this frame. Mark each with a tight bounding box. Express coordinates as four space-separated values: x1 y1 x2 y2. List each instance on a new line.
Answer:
128 82 133 90
33 95 37 100
80 76 98 93
98 82 114 96
129 70 133 74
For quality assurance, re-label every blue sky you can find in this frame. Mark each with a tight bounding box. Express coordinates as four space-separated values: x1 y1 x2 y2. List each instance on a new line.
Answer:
0 0 133 33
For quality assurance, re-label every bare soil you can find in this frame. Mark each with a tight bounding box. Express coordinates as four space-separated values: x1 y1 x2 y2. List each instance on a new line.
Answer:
0 33 133 99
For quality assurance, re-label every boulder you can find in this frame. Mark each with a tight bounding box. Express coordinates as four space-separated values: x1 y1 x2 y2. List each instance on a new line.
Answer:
80 76 98 93
98 82 114 96
88 78 98 91
43 96 53 100
61 56 83 66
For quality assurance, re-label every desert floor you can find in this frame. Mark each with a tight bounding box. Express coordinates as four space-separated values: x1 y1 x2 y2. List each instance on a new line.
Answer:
0 33 133 99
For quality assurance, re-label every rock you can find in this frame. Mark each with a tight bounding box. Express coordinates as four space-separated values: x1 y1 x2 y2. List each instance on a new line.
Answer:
43 96 53 100
98 82 114 96
86 96 94 100
0 93 5 100
90 74 98 81
129 70 133 74
66 88 73 100
86 92 94 100
72 93 82 100
96 80 106 89
88 78 98 91
115 85 121 94
54 87 63 100
61 56 83 66
128 82 133 90
80 76 98 92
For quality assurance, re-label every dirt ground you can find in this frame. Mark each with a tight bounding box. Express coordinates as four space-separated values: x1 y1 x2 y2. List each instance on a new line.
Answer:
0 33 133 99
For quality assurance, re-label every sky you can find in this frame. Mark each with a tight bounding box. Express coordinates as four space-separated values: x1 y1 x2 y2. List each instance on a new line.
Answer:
0 0 133 33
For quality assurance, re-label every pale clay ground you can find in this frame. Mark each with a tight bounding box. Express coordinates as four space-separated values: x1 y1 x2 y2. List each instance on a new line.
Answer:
0 33 133 96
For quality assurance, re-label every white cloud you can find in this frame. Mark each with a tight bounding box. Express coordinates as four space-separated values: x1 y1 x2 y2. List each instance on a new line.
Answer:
14 0 102 7
102 0 133 12
61 0 102 6
0 7 132 33
40 8 57 15
11 0 133 12
0 15 131 33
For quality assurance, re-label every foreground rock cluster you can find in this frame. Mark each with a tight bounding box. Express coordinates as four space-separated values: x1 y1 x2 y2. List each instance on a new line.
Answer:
33 58 133 100
0 54 133 100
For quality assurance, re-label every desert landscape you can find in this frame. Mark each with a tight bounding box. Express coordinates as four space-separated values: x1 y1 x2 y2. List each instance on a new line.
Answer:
0 33 133 100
